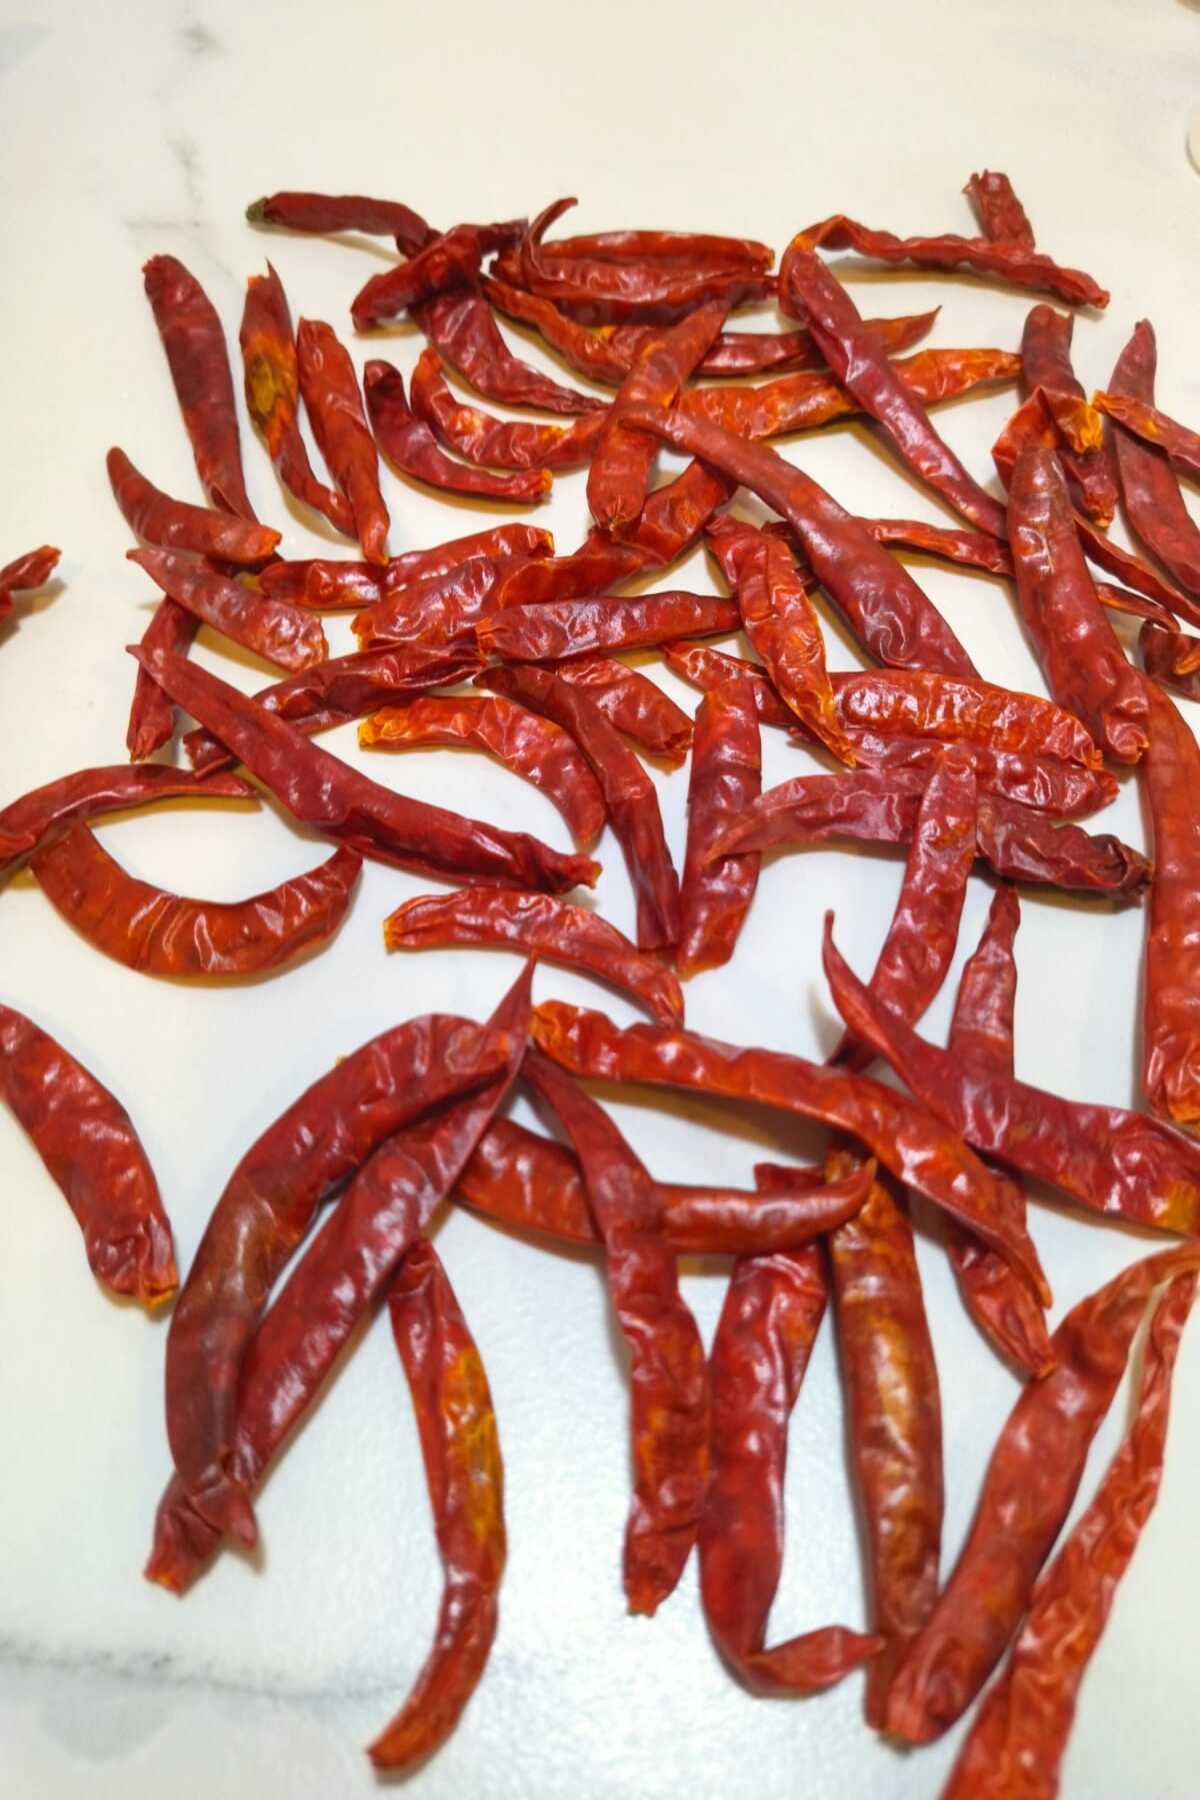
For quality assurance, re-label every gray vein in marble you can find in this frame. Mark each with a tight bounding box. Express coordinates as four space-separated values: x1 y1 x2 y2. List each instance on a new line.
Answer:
0 23 50 78
0 1635 400 1708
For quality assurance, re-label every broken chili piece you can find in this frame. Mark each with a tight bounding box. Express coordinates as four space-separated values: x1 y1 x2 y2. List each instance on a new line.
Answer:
359 693 605 851
107 448 280 565
524 1048 709 1616
0 546 60 618
384 889 683 1024
129 545 328 671
700 1239 883 1694
364 359 552 504
295 318 391 562
1107 320 1200 596
964 170 1035 246
0 1002 176 1305
1140 617 1200 698
32 826 361 980
677 680 762 978
368 1239 506 1770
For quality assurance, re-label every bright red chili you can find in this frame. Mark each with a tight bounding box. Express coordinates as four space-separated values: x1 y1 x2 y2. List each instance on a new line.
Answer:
295 318 391 563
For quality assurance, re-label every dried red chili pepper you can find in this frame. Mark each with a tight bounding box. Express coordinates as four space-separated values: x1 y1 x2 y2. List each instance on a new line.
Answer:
794 212 1109 308
239 265 355 536
359 694 605 851
482 274 633 385
1 1003 176 1304
353 554 521 652
943 1267 1197 1798
486 534 652 608
351 224 493 330
680 348 1020 442
964 170 1035 246
143 254 257 520
368 1239 506 1770
942 887 1055 1379
555 657 693 764
829 748 977 1072
1007 446 1149 763
1141 618 1200 697
625 459 735 564
843 735 1115 821
884 1245 1200 1744
127 597 199 759
258 526 555 610
974 792 1148 894
162 1008 518 1545
129 546 328 671
860 518 1013 577
456 1117 873 1254
32 825 360 980
413 286 605 416
588 302 728 530
295 318 390 563
0 545 60 609
473 662 679 949
530 1001 1048 1300
699 1239 884 1695
1073 509 1200 629
385 889 683 1024
478 590 738 663
519 225 773 270
1138 680 1200 1125
185 643 473 774
1021 305 1117 525
132 645 599 894
1094 387 1200 482
107 448 281 565
1107 320 1200 595
661 640 795 729
410 347 607 470
820 1152 942 1722
779 245 1008 536
822 919 1200 1236
246 190 435 256
364 359 551 504
0 762 252 884
616 308 943 381
517 198 774 326
623 402 977 675
524 1047 709 1616
677 680 761 978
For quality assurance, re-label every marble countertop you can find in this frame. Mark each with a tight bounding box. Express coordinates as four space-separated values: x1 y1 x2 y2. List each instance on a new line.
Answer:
3 1 1200 1794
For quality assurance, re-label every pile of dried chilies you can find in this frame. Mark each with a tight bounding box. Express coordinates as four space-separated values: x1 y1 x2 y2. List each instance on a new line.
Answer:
5 166 1200 1795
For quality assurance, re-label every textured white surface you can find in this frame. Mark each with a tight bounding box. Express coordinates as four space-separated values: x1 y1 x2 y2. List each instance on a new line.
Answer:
2 1 1200 1795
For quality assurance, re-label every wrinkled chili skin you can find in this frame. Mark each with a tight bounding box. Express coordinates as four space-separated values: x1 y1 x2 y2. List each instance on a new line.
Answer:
1138 680 1200 1125
384 888 684 1025
360 694 606 852
0 1002 176 1305
107 448 281 565
1094 388 1200 484
525 1049 709 1617
677 680 762 978
354 554 520 652
0 763 253 885
410 347 606 471
884 1247 1200 1744
529 1001 1047 1300
185 644 476 774
830 748 977 1073
295 319 391 563
129 545 328 672
862 518 1013 577
135 646 598 895
482 274 633 385
162 1012 516 1546
32 826 361 980
1007 447 1149 763
240 265 355 535
143 254 257 520
148 973 532 1596
413 286 605 416
1109 321 1200 596
476 662 680 951
1074 508 1200 629
246 190 436 256
1021 305 1117 525
964 170 1035 246
822 921 1200 1237
943 1269 1196 1799
369 1240 507 1770
556 657 693 763
456 1116 873 1254
700 1240 883 1695
127 598 199 759
350 223 490 329
479 591 738 663
258 526 554 610
1141 619 1200 699
625 402 977 676
779 245 1008 537
820 1156 943 1723
794 213 1109 308
364 359 552 504
652 307 941 380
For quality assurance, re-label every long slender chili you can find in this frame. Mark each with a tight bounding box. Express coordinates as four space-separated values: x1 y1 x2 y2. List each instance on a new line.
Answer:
127 595 199 759
1108 321 1200 595
364 360 553 504
524 1048 710 1616
1138 679 1200 1126
0 1002 176 1305
129 545 328 671
1094 387 1200 483
413 286 605 416
107 448 280 564
555 657 693 763
295 319 391 563
409 346 607 470
676 680 762 978
478 591 738 663
246 189 436 255
350 222 492 329
258 525 553 609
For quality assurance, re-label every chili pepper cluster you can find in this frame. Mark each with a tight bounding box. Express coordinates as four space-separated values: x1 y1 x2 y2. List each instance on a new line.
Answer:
4 168 1200 1795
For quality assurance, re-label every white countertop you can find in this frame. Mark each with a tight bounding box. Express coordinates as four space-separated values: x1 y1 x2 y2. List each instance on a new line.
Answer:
3 1 1200 1795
